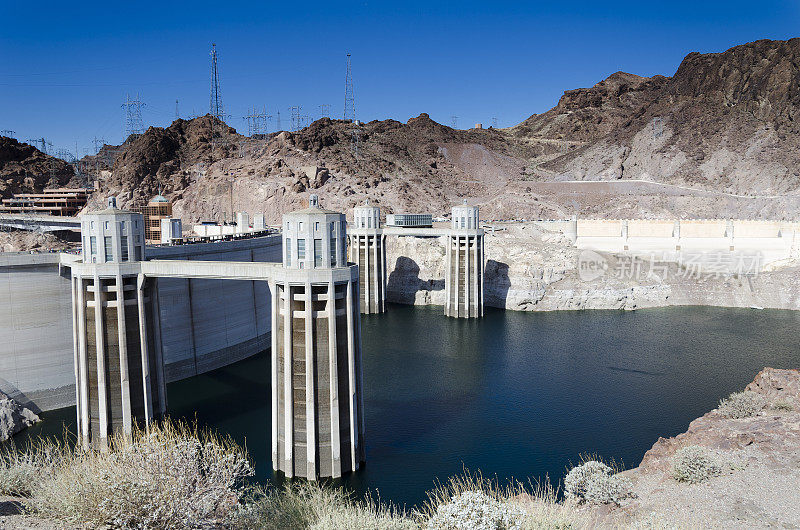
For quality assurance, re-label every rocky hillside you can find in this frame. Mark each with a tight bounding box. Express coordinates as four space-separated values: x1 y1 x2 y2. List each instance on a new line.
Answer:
515 38 800 194
0 137 75 199
90 38 800 223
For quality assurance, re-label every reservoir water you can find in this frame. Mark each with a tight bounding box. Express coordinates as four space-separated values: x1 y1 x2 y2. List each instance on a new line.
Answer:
25 305 800 508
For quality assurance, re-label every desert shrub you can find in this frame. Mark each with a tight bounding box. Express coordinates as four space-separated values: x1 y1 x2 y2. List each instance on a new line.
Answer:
671 445 720 484
27 420 253 529
772 400 795 412
424 490 524 530
563 460 612 501
583 473 634 505
229 483 416 530
0 436 69 497
717 391 766 419
563 460 633 506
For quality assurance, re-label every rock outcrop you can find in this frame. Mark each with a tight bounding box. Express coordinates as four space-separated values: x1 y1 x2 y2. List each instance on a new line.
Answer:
610 368 800 528
0 391 39 442
383 224 800 312
0 137 75 199
78 38 800 227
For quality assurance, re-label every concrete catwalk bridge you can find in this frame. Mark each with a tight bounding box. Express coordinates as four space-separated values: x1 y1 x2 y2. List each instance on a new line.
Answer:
0 214 81 232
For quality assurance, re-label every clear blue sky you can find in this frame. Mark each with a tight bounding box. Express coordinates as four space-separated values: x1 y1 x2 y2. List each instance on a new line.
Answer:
1 0 798 156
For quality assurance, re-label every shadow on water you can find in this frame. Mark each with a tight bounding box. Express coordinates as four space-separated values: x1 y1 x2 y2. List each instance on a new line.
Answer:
21 304 800 510
386 256 444 304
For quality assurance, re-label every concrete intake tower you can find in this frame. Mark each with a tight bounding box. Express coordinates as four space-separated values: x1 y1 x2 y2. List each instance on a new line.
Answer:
271 195 365 479
70 198 165 449
445 202 484 318
349 200 387 314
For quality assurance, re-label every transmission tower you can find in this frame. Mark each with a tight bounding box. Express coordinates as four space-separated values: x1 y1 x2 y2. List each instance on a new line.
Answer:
92 136 105 154
451 115 459 129
28 137 52 155
343 53 355 121
175 99 180 120
210 43 224 121
288 106 302 132
244 106 269 136
121 93 146 139
275 110 281 132
1 130 14 139
319 104 331 119
55 148 76 163
492 117 498 128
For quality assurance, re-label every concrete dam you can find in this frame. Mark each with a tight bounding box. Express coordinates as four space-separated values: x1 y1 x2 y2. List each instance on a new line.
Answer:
0 234 282 413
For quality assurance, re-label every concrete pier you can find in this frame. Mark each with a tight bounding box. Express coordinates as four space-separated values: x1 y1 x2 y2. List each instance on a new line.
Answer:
71 199 164 448
349 201 387 314
272 195 365 479
445 203 484 318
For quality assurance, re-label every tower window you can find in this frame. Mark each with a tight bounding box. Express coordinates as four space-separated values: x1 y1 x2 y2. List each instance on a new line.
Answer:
104 236 113 261
120 236 128 261
314 239 322 267
297 238 306 261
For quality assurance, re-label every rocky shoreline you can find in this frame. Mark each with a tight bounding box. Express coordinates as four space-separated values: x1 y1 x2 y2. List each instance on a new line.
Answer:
0 391 39 442
601 367 800 528
385 224 800 312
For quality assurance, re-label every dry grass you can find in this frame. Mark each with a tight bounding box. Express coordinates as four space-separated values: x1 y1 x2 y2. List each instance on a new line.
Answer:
2 420 253 529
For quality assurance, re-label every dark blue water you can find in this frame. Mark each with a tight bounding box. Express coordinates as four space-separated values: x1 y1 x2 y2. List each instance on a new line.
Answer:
22 305 800 508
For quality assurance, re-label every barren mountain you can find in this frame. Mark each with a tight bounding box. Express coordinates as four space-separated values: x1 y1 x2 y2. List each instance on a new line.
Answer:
90 38 800 224
0 137 75 199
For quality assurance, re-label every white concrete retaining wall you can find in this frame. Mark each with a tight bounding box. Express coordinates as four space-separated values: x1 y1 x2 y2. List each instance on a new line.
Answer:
574 219 800 266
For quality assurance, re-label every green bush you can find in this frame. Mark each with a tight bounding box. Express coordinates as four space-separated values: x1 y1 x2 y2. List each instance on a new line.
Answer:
772 400 795 412
717 391 766 419
671 445 720 484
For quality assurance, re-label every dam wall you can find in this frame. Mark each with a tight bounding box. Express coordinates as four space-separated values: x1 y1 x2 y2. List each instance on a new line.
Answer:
0 235 282 412
574 219 800 265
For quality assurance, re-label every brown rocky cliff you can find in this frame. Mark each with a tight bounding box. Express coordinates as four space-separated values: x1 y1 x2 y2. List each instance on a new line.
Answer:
0 137 75 199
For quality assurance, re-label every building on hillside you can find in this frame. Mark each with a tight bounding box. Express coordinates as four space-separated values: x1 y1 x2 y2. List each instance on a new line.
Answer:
0 188 91 216
132 195 173 244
